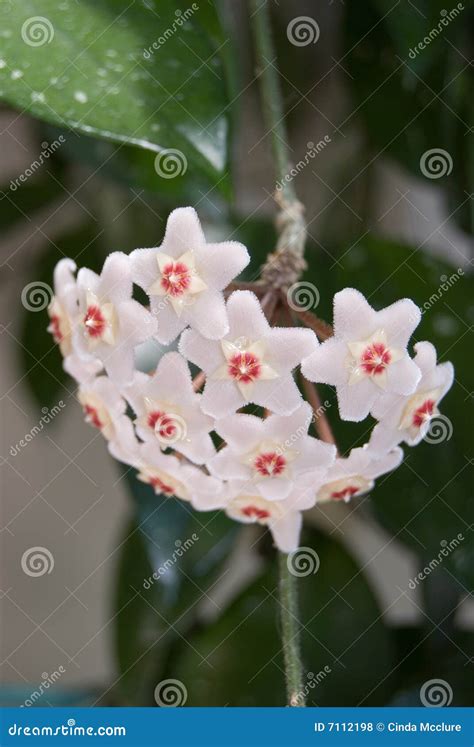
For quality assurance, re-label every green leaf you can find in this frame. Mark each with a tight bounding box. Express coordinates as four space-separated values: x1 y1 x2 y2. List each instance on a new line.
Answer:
115 469 239 704
172 527 395 706
0 1 230 191
127 464 239 615
113 519 171 705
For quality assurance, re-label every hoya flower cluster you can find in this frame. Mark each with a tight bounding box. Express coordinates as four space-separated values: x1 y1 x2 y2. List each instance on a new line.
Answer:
48 208 454 552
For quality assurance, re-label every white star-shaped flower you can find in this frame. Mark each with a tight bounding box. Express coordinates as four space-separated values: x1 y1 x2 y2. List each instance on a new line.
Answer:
47 258 78 357
179 291 318 419
208 403 336 501
77 375 137 462
122 352 216 465
369 341 454 453
301 288 422 421
73 252 157 384
131 442 223 511
131 207 250 344
314 445 403 503
220 478 317 553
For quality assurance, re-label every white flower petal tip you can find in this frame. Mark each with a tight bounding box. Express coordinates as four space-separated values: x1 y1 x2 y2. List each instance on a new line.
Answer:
315 445 403 504
134 442 223 511
180 291 317 418
224 485 305 553
63 354 103 384
302 288 422 422
47 257 80 357
131 209 250 343
76 376 138 466
369 341 454 452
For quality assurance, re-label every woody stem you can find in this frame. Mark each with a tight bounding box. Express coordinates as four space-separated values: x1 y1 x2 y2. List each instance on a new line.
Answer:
301 376 338 448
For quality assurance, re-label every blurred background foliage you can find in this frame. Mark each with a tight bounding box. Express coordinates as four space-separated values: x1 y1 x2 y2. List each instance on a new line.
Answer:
0 0 472 706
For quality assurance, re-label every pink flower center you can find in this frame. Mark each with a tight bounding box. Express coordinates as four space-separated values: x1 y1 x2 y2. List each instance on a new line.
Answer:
330 485 360 501
49 314 63 343
149 476 175 496
254 452 286 477
147 411 177 441
241 505 271 520
412 399 435 428
360 342 391 376
228 351 261 384
84 305 106 338
83 404 103 430
160 261 191 297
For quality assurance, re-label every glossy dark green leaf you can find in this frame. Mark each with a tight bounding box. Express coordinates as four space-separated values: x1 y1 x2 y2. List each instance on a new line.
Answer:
127 465 238 615
0 0 230 190
116 469 239 704
41 123 231 203
113 518 172 705
172 527 395 706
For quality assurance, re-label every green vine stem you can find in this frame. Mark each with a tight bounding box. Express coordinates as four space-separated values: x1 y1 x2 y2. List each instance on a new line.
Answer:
250 0 307 290
278 552 306 706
